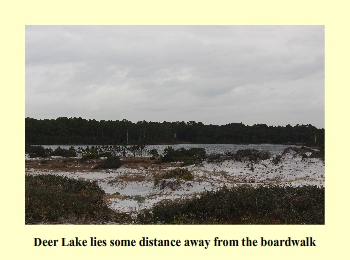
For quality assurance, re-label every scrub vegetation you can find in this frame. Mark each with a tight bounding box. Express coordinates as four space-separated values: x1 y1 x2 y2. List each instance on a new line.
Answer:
25 174 131 224
136 185 324 224
93 156 123 169
25 144 325 224
25 173 324 224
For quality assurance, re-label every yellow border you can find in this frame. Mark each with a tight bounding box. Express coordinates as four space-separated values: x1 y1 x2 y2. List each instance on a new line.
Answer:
1 0 348 259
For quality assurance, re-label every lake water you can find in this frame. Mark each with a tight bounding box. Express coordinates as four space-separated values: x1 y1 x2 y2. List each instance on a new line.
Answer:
41 143 296 157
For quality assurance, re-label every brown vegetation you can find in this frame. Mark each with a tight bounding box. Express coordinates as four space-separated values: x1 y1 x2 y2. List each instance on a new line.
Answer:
26 156 182 172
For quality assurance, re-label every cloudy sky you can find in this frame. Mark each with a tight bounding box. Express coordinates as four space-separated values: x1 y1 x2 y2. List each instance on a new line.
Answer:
26 26 324 128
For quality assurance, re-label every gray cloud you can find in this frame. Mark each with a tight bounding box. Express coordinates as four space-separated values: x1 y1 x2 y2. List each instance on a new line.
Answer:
26 25 324 128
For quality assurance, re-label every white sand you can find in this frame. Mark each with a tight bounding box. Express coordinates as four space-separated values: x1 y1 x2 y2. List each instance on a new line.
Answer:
25 151 324 213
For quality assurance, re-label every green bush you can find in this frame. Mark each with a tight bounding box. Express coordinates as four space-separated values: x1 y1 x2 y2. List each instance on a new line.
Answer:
161 147 206 164
154 168 194 190
50 146 77 157
25 174 130 224
80 152 100 162
234 149 271 162
162 168 193 180
272 155 282 165
149 148 160 160
137 185 324 224
26 145 50 158
94 156 123 169
206 152 235 163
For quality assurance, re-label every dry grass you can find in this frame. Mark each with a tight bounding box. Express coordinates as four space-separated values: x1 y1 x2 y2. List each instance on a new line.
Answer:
25 158 99 172
25 156 172 172
107 173 148 183
104 193 122 200
120 157 151 168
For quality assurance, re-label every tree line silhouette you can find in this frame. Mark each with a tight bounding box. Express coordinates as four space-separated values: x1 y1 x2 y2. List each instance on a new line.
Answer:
25 117 324 146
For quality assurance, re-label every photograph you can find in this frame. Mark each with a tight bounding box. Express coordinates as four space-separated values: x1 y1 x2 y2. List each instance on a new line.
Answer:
25 25 325 225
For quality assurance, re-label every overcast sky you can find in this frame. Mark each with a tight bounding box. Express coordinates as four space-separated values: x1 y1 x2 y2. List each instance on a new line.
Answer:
26 26 324 128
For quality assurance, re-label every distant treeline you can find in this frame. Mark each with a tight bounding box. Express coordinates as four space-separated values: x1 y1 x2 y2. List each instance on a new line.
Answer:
25 117 324 146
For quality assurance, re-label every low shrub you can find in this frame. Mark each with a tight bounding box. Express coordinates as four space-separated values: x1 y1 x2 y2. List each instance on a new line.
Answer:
161 147 206 164
234 149 271 162
137 185 324 224
181 157 201 166
206 152 235 163
154 168 194 190
206 153 223 163
94 156 123 169
149 148 160 160
26 145 50 158
50 146 77 157
272 155 282 165
80 152 100 162
25 174 130 224
162 168 194 180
